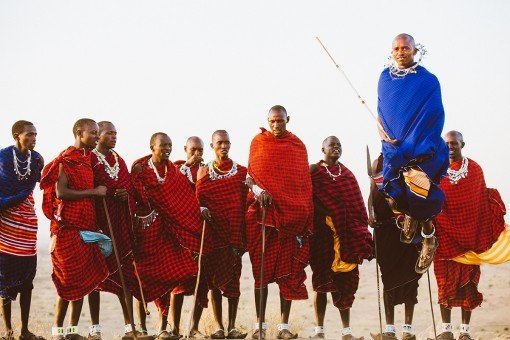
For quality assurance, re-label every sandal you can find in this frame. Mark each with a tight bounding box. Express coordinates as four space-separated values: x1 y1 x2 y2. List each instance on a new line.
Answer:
187 330 207 339
19 331 46 340
276 329 297 340
342 335 364 340
415 235 438 274
370 332 397 340
210 330 225 339
426 332 455 340
226 329 247 339
156 331 174 340
0 330 14 340
250 330 265 340
397 215 419 243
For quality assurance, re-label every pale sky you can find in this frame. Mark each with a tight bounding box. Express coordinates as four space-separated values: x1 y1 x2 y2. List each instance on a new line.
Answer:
1 0 509 244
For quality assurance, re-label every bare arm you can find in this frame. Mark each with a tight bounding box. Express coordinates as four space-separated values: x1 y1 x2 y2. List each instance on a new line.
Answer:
245 176 272 207
56 164 106 200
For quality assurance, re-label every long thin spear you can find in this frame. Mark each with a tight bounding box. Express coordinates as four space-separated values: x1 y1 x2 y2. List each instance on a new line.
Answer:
315 37 394 142
258 206 267 340
102 198 138 340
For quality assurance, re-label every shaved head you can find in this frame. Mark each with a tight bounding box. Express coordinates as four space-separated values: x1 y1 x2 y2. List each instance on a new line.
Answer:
393 33 416 48
268 105 287 117
186 136 204 147
97 121 114 134
73 118 96 137
322 136 340 148
212 130 229 141
150 132 169 147
445 130 464 143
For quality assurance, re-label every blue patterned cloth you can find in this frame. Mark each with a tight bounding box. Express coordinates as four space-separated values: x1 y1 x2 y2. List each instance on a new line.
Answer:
0 253 37 300
377 66 449 220
79 230 113 257
0 146 43 209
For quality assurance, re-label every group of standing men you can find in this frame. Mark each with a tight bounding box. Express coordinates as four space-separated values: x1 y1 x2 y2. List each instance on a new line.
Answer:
0 32 508 340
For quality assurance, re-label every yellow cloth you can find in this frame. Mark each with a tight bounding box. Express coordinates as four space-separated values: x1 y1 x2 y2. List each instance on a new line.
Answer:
453 224 510 265
403 166 431 199
325 216 357 272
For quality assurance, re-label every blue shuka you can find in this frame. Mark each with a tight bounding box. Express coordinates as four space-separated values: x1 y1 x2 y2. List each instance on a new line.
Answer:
0 146 43 209
377 66 449 220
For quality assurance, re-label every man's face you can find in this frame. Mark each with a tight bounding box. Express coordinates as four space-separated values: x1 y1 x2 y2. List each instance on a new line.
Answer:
391 36 417 69
268 109 287 137
16 125 37 151
322 137 342 160
211 133 231 159
152 135 172 161
445 133 464 162
184 139 204 160
80 122 100 150
98 123 117 150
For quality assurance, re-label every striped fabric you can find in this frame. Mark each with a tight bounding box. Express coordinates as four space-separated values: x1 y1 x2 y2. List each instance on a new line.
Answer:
454 224 510 265
0 195 37 256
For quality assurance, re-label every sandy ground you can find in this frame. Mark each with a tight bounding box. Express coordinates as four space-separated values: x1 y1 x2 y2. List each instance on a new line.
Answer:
3 250 510 340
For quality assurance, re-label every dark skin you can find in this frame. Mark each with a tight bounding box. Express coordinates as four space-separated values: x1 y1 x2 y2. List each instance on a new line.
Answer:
196 131 242 333
184 137 204 167
310 137 354 329
1 124 43 338
246 109 294 329
368 157 415 329
440 131 471 327
53 122 108 330
93 122 140 334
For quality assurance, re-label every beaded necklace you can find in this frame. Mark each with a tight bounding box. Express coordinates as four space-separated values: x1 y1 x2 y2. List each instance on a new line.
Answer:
208 160 238 180
12 148 32 181
148 158 167 184
92 149 120 181
322 162 342 181
447 157 468 184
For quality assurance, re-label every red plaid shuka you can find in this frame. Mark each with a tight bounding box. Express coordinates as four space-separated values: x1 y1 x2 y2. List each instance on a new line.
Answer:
195 159 248 298
131 156 207 302
436 158 506 259
246 129 312 299
310 161 373 293
40 146 109 301
434 259 482 310
91 150 138 296
174 160 200 190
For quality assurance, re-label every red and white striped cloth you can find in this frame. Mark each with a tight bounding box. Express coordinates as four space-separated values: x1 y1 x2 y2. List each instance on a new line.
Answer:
0 195 38 256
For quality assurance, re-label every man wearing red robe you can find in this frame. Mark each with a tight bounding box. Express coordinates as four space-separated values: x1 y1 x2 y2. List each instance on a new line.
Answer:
433 131 506 340
309 136 373 340
90 121 150 339
131 132 208 340
195 130 248 339
245 105 313 340
155 135 208 338
40 118 110 340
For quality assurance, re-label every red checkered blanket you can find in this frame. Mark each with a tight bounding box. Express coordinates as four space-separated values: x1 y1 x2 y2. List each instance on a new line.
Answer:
311 161 373 264
196 159 248 292
436 158 506 259
40 146 108 300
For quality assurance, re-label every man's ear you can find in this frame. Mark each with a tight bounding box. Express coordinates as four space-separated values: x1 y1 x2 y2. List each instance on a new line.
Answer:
210 143 213 149
461 141 465 149
77 128 84 138
183 146 187 152
150 145 154 151
321 147 325 154
287 115 290 123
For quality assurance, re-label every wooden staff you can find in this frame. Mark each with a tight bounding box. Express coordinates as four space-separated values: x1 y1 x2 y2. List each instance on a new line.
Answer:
102 198 138 340
258 205 267 340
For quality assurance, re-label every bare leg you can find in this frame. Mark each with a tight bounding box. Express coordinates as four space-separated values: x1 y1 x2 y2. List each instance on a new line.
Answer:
1 298 12 334
54 297 70 327
227 297 240 331
211 288 224 330
69 299 84 326
382 292 395 325
117 291 133 325
254 287 268 323
439 306 452 323
136 299 147 331
170 293 184 334
190 304 203 333
19 288 33 336
314 292 327 327
461 309 472 324
159 309 168 332
279 293 292 324
404 303 415 324
339 309 350 329
88 291 100 325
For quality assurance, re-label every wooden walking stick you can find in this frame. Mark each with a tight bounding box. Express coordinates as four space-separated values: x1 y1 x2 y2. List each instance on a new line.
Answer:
184 220 207 339
366 146 384 338
127 198 151 316
102 198 138 340
257 205 268 340
427 269 438 339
